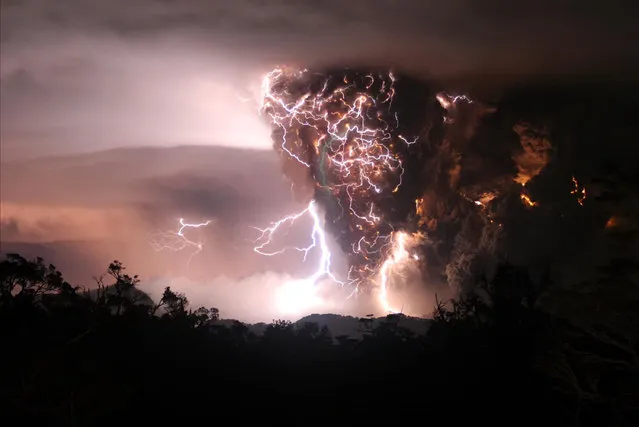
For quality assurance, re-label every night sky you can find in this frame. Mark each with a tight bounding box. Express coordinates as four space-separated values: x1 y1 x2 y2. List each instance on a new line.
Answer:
1 0 638 322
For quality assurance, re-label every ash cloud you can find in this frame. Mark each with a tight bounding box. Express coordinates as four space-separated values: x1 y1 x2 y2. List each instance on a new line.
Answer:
447 83 639 293
2 0 639 320
260 67 505 299
2 80 638 320
2 1 636 75
262 68 443 286
262 66 639 304
2 1 638 161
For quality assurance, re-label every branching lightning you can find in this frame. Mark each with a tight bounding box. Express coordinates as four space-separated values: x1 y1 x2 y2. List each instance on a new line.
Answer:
149 218 213 265
252 200 343 288
142 67 594 317
436 92 473 123
256 67 463 313
146 67 471 314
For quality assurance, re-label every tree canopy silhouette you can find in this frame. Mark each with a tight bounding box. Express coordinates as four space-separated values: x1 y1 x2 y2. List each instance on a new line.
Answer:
0 253 637 426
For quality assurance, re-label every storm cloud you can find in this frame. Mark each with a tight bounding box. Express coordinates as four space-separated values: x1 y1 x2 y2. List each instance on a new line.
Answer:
2 0 638 160
2 0 639 321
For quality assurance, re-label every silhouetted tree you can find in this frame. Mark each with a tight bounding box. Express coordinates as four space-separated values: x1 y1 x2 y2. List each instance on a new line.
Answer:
0 254 77 307
1 254 637 426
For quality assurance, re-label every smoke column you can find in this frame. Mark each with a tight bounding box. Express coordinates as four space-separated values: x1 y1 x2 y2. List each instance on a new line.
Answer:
258 67 447 311
149 67 598 318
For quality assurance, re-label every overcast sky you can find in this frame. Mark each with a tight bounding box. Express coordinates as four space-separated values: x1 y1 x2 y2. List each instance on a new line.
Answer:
2 0 638 160
1 0 638 321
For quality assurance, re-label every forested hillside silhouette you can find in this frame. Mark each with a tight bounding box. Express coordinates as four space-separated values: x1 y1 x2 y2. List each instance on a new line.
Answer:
1 253 637 426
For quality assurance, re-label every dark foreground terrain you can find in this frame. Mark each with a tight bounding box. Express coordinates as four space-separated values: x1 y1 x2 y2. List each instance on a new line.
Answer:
1 254 637 426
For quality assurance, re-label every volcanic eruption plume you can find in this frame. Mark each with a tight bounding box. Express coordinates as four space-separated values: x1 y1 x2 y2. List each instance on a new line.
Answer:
256 67 448 311
144 67 599 318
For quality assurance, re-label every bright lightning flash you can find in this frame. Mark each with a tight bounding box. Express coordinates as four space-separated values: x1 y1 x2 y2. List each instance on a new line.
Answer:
379 232 408 313
252 200 347 313
253 200 341 286
436 92 473 123
149 218 214 264
258 67 470 314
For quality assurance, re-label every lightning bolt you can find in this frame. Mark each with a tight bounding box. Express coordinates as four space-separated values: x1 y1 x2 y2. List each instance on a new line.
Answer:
149 218 214 265
260 68 412 283
252 200 343 287
258 67 454 313
150 68 469 315
378 232 407 313
435 92 473 124
378 231 425 313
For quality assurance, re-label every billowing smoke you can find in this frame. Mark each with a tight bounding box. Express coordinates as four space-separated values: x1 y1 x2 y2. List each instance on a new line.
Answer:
128 66 607 318
260 68 445 305
258 66 591 311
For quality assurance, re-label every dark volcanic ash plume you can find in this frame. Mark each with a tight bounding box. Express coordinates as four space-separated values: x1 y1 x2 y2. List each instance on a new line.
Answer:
257 66 605 314
259 67 444 299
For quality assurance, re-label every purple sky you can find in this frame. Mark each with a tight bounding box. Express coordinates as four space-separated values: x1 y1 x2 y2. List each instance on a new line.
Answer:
1 0 637 321
2 0 637 159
